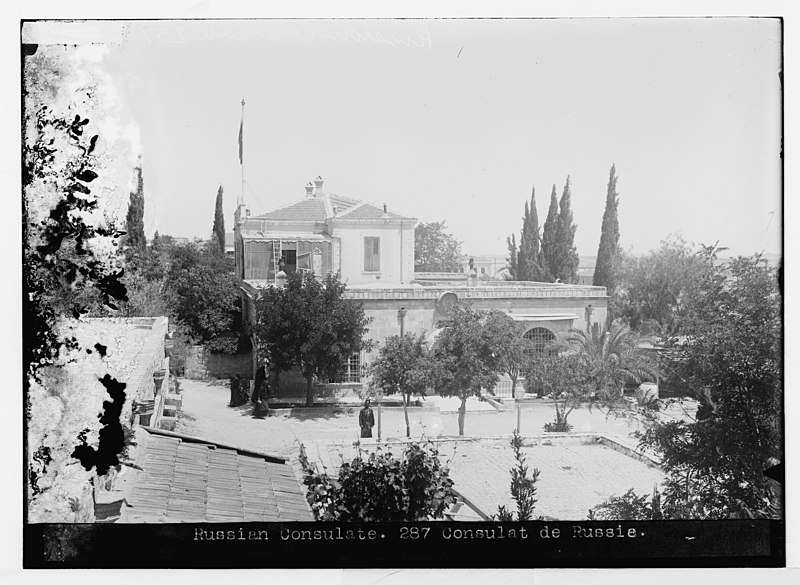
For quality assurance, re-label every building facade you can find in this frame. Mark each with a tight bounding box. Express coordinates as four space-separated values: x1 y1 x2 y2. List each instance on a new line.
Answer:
235 178 608 395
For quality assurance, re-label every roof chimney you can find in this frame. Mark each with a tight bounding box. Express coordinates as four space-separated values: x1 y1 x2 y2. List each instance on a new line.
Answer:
314 176 324 197
382 203 389 218
305 182 314 197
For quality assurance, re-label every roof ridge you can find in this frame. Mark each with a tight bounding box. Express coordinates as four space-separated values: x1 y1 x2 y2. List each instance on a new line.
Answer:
334 199 368 218
326 191 361 205
322 192 334 218
140 426 287 463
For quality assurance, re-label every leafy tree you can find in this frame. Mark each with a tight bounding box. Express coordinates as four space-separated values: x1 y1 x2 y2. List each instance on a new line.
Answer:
593 164 620 292
518 187 548 282
253 272 373 407
23 43 132 500
553 176 580 283
164 243 242 353
505 233 519 280
117 273 173 318
429 305 503 435
125 162 146 253
212 184 225 257
540 184 560 281
494 431 541 521
23 103 128 377
612 235 704 333
298 441 457 521
557 320 658 402
524 353 588 432
368 333 432 437
414 220 464 272
638 249 782 519
483 310 531 395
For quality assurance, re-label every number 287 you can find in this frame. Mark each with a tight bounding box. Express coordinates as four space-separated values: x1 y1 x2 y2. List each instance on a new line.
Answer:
399 527 429 540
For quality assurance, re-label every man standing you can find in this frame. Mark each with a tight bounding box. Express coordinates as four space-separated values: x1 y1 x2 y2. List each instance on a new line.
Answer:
359 399 375 438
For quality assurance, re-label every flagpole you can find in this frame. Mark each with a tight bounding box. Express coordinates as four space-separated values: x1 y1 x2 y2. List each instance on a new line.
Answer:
240 97 245 207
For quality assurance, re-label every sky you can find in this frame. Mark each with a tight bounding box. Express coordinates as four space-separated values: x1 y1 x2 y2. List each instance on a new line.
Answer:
22 17 782 258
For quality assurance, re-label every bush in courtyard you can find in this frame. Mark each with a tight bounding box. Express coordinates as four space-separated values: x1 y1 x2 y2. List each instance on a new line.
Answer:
493 431 541 521
588 486 663 521
298 441 457 521
542 418 573 433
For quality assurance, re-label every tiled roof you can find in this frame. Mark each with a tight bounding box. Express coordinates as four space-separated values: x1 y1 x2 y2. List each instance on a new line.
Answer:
254 191 413 223
327 192 361 214
257 198 328 222
121 428 312 522
336 202 405 220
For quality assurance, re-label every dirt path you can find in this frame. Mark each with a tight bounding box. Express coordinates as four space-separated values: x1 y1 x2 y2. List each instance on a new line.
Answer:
173 379 689 461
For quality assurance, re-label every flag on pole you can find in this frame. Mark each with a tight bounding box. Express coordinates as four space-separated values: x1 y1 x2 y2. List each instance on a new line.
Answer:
238 117 244 164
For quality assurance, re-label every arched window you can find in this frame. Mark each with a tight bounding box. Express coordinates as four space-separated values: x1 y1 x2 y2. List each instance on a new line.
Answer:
523 327 555 353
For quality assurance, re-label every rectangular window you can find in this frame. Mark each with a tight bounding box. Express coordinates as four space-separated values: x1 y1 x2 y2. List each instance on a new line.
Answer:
364 237 380 272
331 353 362 384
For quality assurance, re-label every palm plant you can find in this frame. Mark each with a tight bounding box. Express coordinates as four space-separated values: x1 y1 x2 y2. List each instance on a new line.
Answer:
557 320 659 402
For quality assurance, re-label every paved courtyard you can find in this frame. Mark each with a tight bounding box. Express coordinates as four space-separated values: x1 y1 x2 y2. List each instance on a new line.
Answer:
173 379 677 519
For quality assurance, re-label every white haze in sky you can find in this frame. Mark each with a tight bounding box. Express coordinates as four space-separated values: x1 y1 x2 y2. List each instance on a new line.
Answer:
22 17 782 258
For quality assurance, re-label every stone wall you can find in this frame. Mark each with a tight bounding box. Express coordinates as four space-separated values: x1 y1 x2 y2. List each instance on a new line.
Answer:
184 345 253 380
27 317 168 523
357 289 608 361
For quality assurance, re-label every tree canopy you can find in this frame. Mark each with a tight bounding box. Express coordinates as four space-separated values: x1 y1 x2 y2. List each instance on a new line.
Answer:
23 46 130 376
368 333 432 437
612 235 705 333
638 248 782 519
253 272 373 406
482 310 530 394
429 304 503 435
557 320 658 400
524 352 589 432
166 244 243 353
414 221 463 272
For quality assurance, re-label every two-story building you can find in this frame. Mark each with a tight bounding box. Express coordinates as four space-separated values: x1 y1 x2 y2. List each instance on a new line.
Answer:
235 177 609 398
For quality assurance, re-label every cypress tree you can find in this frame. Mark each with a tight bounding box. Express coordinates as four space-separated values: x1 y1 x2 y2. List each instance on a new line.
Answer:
593 164 621 290
506 233 518 280
518 199 532 281
554 176 579 283
125 163 146 251
212 185 225 257
518 186 548 282
540 184 560 281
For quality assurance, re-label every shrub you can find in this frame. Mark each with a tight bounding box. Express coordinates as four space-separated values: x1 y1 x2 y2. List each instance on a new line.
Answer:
543 416 573 433
588 486 663 520
298 441 457 521
493 431 541 521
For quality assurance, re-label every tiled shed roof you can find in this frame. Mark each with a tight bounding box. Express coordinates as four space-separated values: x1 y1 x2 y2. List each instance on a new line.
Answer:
120 428 312 522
